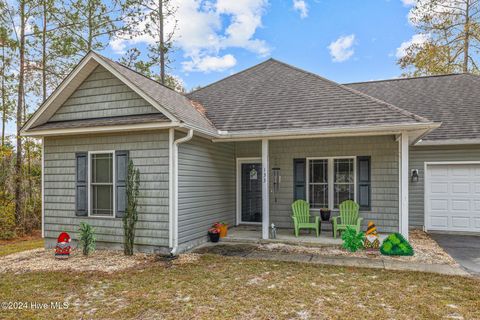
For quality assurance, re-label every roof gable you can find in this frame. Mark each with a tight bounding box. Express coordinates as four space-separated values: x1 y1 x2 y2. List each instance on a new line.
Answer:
188 59 432 133
47 65 163 123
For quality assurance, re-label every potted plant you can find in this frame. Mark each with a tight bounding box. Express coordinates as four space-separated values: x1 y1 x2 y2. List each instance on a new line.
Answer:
208 227 221 242
320 208 331 221
214 222 229 238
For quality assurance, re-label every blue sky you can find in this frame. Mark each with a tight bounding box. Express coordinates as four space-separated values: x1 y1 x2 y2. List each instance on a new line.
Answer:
107 0 419 89
7 0 420 137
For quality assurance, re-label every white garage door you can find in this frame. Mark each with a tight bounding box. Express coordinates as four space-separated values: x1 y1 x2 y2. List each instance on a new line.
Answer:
426 163 480 233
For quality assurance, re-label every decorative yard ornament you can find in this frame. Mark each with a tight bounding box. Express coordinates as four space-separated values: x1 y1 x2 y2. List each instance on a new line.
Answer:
270 223 277 239
55 232 72 259
363 221 380 250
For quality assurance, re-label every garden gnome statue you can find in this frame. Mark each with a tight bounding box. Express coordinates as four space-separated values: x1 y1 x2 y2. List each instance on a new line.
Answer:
363 221 380 250
55 232 72 259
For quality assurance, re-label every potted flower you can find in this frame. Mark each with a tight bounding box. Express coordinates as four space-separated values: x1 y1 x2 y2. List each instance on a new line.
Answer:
320 208 331 221
208 227 221 242
214 222 229 238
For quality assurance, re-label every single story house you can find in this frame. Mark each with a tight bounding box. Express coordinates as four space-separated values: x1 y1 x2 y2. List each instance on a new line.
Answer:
21 51 480 253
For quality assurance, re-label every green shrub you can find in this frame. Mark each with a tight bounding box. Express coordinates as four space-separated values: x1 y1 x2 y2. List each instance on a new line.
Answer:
79 222 96 256
123 160 140 256
341 226 365 252
380 233 414 256
0 203 16 240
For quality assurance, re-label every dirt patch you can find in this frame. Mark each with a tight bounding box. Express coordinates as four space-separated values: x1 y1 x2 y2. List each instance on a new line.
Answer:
194 243 256 256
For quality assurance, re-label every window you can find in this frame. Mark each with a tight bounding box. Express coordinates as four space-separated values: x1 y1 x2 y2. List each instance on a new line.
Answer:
309 159 328 208
307 157 356 209
333 158 355 208
90 152 114 217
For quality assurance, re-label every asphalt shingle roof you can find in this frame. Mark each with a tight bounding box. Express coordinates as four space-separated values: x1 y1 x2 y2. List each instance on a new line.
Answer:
346 74 480 141
187 59 431 133
30 113 169 131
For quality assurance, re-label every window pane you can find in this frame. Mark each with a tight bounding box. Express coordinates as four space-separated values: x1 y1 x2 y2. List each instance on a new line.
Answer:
92 185 113 216
310 159 328 183
334 184 354 208
92 153 113 183
334 159 353 183
309 184 328 208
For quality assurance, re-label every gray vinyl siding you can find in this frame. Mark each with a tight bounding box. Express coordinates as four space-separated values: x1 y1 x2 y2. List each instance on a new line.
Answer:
409 144 480 228
43 130 170 249
48 65 160 122
177 135 236 244
235 135 400 233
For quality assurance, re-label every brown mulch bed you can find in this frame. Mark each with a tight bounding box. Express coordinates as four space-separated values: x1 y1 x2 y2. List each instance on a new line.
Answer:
259 230 458 266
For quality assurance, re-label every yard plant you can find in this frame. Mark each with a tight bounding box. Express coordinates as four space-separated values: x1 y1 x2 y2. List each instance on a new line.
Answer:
78 222 96 256
341 226 365 252
123 160 140 256
380 233 414 256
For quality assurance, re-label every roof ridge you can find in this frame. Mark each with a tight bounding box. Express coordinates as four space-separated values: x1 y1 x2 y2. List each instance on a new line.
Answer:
344 73 466 85
270 59 432 124
187 58 275 96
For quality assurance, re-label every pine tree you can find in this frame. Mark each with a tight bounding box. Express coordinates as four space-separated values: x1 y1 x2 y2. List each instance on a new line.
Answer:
399 0 480 75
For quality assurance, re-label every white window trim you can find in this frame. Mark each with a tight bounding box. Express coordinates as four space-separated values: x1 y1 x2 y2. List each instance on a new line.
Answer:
306 156 357 210
88 150 116 218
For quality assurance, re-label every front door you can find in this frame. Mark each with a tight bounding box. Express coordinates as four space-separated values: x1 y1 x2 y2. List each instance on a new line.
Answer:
240 162 263 223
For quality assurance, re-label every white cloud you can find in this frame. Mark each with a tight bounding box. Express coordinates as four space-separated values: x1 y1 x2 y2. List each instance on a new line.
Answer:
328 34 356 62
293 0 308 18
110 0 269 73
401 0 416 6
395 33 429 58
182 54 237 72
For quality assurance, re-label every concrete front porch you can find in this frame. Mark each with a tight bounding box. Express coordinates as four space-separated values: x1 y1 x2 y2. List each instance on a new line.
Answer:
224 225 343 246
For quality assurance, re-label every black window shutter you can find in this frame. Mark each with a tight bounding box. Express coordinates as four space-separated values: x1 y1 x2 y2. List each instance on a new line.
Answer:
75 152 88 216
293 158 306 201
357 156 371 210
115 150 129 218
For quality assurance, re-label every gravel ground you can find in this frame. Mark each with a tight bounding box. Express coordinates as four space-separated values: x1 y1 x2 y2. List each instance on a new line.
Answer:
259 230 458 266
0 247 201 274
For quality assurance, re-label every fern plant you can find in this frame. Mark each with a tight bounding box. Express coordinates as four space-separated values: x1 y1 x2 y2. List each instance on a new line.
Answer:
79 222 96 256
341 226 365 252
123 160 140 256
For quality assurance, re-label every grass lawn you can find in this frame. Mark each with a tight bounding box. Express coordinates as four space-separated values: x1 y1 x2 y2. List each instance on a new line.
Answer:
0 235 44 257
0 254 479 320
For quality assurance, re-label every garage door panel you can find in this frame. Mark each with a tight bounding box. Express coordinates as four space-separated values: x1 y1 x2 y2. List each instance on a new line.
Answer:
430 216 449 228
430 182 448 194
451 217 471 228
426 164 480 233
451 183 470 194
451 200 470 211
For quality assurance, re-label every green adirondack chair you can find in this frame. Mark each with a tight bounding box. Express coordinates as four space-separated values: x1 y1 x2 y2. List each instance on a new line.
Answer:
332 200 363 238
291 200 320 237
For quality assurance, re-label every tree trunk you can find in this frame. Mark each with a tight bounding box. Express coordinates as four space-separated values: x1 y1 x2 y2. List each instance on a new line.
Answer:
15 0 26 231
1 45 6 147
87 0 93 52
159 0 165 84
463 0 470 73
42 0 48 102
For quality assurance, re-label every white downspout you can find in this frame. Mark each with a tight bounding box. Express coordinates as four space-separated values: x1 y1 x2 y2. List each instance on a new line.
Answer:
170 129 194 256
41 137 45 238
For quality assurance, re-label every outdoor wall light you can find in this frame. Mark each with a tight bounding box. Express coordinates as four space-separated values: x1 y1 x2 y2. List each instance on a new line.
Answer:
411 169 419 182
